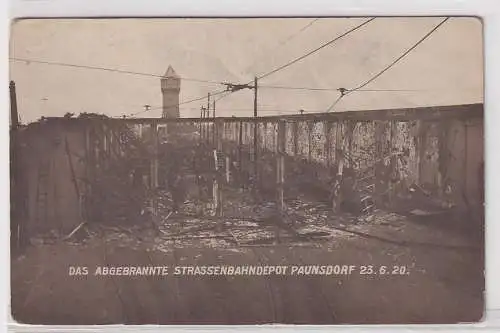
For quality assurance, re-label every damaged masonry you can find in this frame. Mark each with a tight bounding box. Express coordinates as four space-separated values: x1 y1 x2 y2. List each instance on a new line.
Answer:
9 17 484 325
10 99 484 325
11 103 484 249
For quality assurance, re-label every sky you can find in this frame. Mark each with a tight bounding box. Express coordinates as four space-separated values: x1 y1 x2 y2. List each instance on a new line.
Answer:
9 17 483 123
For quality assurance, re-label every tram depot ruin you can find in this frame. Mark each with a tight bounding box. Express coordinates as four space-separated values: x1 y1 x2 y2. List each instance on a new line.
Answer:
9 65 485 324
10 65 484 243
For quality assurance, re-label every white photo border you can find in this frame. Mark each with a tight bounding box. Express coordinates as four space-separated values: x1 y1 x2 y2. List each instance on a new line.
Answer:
2 0 499 331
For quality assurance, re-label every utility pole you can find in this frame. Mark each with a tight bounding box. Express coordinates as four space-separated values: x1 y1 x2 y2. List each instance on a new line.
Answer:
212 100 216 118
220 78 260 191
253 77 258 117
221 80 257 115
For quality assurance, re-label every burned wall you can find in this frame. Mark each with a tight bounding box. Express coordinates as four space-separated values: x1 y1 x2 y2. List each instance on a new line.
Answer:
216 104 483 211
12 117 149 237
13 103 483 239
15 120 87 235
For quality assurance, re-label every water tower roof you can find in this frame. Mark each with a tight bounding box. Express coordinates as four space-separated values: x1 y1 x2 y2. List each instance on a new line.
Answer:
163 65 180 78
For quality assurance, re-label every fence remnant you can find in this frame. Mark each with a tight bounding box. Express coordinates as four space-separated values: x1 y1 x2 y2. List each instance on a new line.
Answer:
11 103 484 240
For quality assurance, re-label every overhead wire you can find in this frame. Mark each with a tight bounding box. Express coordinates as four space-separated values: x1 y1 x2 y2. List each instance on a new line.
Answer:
245 18 320 73
10 57 224 85
257 17 376 80
181 107 332 114
325 17 450 112
129 90 226 117
348 17 450 93
325 94 345 113
279 18 320 47
13 17 451 119
126 17 376 115
216 18 376 111
10 56 242 117
259 84 433 92
214 90 234 103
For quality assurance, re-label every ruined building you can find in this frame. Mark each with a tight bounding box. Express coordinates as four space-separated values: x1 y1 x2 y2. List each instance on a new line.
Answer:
161 65 181 118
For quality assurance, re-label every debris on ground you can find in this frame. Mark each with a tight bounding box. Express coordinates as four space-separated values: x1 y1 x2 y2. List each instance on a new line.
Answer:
22 136 479 255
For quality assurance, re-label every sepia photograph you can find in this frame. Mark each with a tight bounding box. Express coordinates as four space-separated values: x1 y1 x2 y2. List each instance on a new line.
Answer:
9 17 484 325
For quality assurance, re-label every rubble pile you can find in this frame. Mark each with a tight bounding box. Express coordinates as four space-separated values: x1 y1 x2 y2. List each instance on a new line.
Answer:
45 128 466 250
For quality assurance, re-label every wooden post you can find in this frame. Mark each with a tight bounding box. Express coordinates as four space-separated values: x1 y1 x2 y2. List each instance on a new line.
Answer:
253 77 258 117
332 121 344 213
307 121 313 162
335 121 342 163
272 121 286 243
293 121 299 156
217 121 223 218
199 106 204 142
262 122 268 151
236 121 244 190
207 92 211 118
324 121 332 167
225 156 231 184
211 119 216 147
205 110 209 144
150 121 159 216
253 120 259 183
83 126 91 221
213 149 219 213
252 77 259 184
214 120 224 223
389 120 398 205
206 109 209 143
415 120 423 186
103 126 109 170
347 120 355 167
238 121 243 162
108 127 114 159
150 121 159 189
374 121 386 207
277 120 286 211
332 156 345 214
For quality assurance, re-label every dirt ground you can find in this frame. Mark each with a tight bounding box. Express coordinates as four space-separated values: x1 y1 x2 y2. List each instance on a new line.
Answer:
10 204 484 325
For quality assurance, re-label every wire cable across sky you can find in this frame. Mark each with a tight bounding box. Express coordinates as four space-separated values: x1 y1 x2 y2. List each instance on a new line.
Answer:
244 18 320 74
279 18 320 47
129 90 227 117
215 17 376 110
325 17 450 112
11 17 457 120
10 57 224 85
349 17 450 93
257 17 376 80
259 84 432 92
